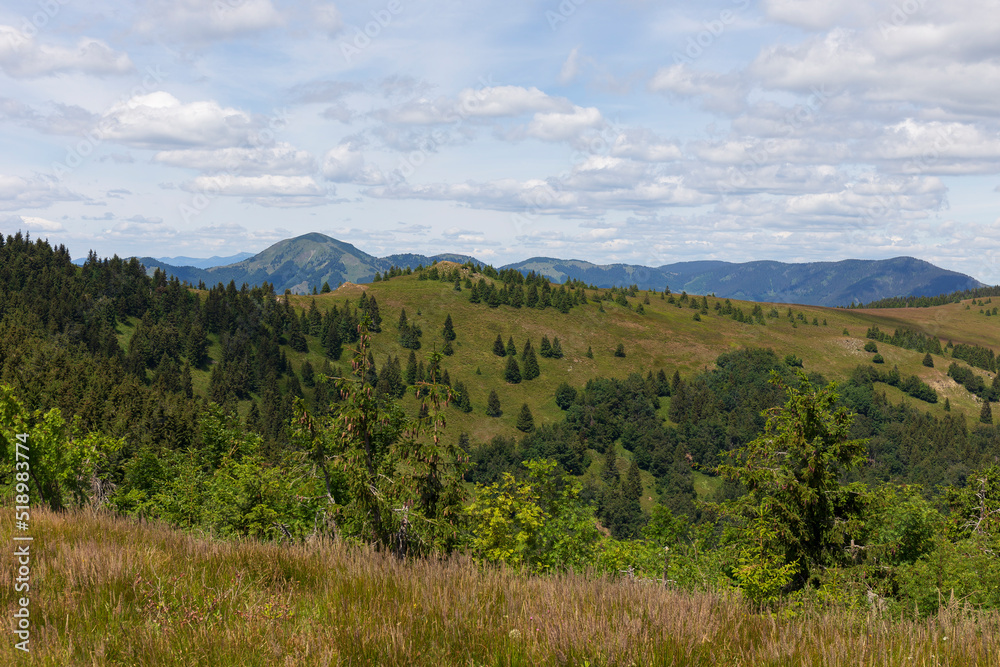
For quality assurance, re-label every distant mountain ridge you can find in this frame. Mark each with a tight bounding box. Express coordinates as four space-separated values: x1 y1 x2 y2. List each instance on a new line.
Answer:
135 232 984 307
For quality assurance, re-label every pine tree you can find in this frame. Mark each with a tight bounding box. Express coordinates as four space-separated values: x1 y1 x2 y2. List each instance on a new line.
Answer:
586 345 594 359
944 397 951 412
180 361 193 399
981 399 993 425
516 403 535 432
614 343 626 358
442 314 456 341
625 460 643 503
523 346 540 380
506 336 517 357
550 337 563 359
454 382 473 413
486 389 502 417
922 352 934 367
505 356 522 384
521 338 532 362
492 334 505 356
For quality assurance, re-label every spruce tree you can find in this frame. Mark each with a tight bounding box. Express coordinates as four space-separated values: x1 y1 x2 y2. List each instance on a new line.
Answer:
486 389 502 417
443 314 456 341
586 345 594 359
602 443 620 485
505 356 522 384
405 350 418 385
521 338 533 362
550 337 563 359
516 403 535 432
506 336 517 357
442 339 454 356
493 334 506 357
540 335 552 358
614 343 626 358
523 346 540 380
922 352 934 367
981 399 993 425
301 359 316 387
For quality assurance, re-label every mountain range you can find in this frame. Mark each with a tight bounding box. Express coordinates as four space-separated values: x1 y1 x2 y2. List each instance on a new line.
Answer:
133 232 984 307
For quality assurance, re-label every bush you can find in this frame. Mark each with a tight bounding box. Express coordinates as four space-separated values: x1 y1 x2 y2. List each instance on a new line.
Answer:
872 354 884 364
864 341 878 353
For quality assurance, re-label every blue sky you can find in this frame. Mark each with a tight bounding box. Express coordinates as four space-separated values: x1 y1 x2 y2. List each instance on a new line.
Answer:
2 0 1000 280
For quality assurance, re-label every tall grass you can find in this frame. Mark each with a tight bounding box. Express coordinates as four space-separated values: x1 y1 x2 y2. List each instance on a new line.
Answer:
3 507 999 666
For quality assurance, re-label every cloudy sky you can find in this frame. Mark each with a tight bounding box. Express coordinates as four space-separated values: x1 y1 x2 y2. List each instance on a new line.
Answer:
2 0 999 280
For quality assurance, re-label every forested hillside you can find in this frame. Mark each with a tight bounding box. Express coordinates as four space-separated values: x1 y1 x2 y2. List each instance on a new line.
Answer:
2 231 1000 626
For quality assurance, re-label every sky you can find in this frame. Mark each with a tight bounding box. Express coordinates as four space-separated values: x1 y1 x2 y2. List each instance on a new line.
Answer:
1 0 999 281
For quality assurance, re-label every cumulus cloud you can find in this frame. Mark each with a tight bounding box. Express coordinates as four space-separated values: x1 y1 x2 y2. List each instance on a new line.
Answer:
649 65 747 114
375 86 571 125
525 106 603 142
136 0 281 41
610 129 682 162
154 144 316 175
99 92 253 149
0 26 133 78
322 143 386 185
0 175 82 210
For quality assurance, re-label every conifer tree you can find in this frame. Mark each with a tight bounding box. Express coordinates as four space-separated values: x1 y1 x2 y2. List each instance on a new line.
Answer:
523 346 540 380
521 338 533 362
505 356 522 384
301 359 316 387
586 345 594 359
443 314 456 341
602 443 620 485
181 361 193 399
454 381 473 413
493 334 506 356
516 403 535 432
625 460 643 503
486 389 502 417
614 343 626 358
550 337 563 359
981 399 993 425
922 352 934 367
405 350 418 385
506 336 517 357
540 335 552 358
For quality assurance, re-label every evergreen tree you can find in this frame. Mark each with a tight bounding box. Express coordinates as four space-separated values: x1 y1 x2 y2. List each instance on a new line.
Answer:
486 389 502 417
586 345 594 359
922 352 934 367
180 361 193 399
245 401 263 433
540 335 552 358
523 346 540 380
321 281 331 293
493 334 506 357
521 338 533 362
505 356 522 384
442 313 456 341
602 443 620 485
516 403 535 432
614 343 626 358
981 399 993 425
944 397 951 412
442 339 454 356
625 460 643 503
550 337 563 359
301 359 316 387
506 336 517 357
405 350 418 385
454 381 473 413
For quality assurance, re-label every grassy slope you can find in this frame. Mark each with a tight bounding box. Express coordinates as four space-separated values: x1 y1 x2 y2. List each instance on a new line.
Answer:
3 507 998 667
285 264 997 437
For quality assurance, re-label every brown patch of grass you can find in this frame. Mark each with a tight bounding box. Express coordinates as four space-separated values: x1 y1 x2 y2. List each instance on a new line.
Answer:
3 507 1000 666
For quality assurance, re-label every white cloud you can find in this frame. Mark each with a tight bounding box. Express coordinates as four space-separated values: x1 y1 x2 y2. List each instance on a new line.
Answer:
322 144 386 185
0 26 133 78
154 144 316 175
610 129 682 162
183 174 325 197
525 106 603 142
137 0 281 41
376 86 572 125
0 175 82 210
648 65 746 114
100 92 253 149
559 47 582 85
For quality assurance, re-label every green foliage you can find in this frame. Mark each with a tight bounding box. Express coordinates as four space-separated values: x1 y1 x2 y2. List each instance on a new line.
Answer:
554 382 577 410
504 356 522 384
486 389 502 417
467 459 601 572
614 343 626 358
716 372 868 589
293 327 467 556
0 384 122 510
492 334 505 357
922 352 934 367
864 340 878 353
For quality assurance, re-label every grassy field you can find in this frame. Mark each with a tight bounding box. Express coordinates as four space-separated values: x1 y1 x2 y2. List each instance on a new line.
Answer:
3 506 1000 666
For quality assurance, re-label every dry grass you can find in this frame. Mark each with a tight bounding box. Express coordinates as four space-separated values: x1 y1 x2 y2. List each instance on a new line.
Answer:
3 507 1000 666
